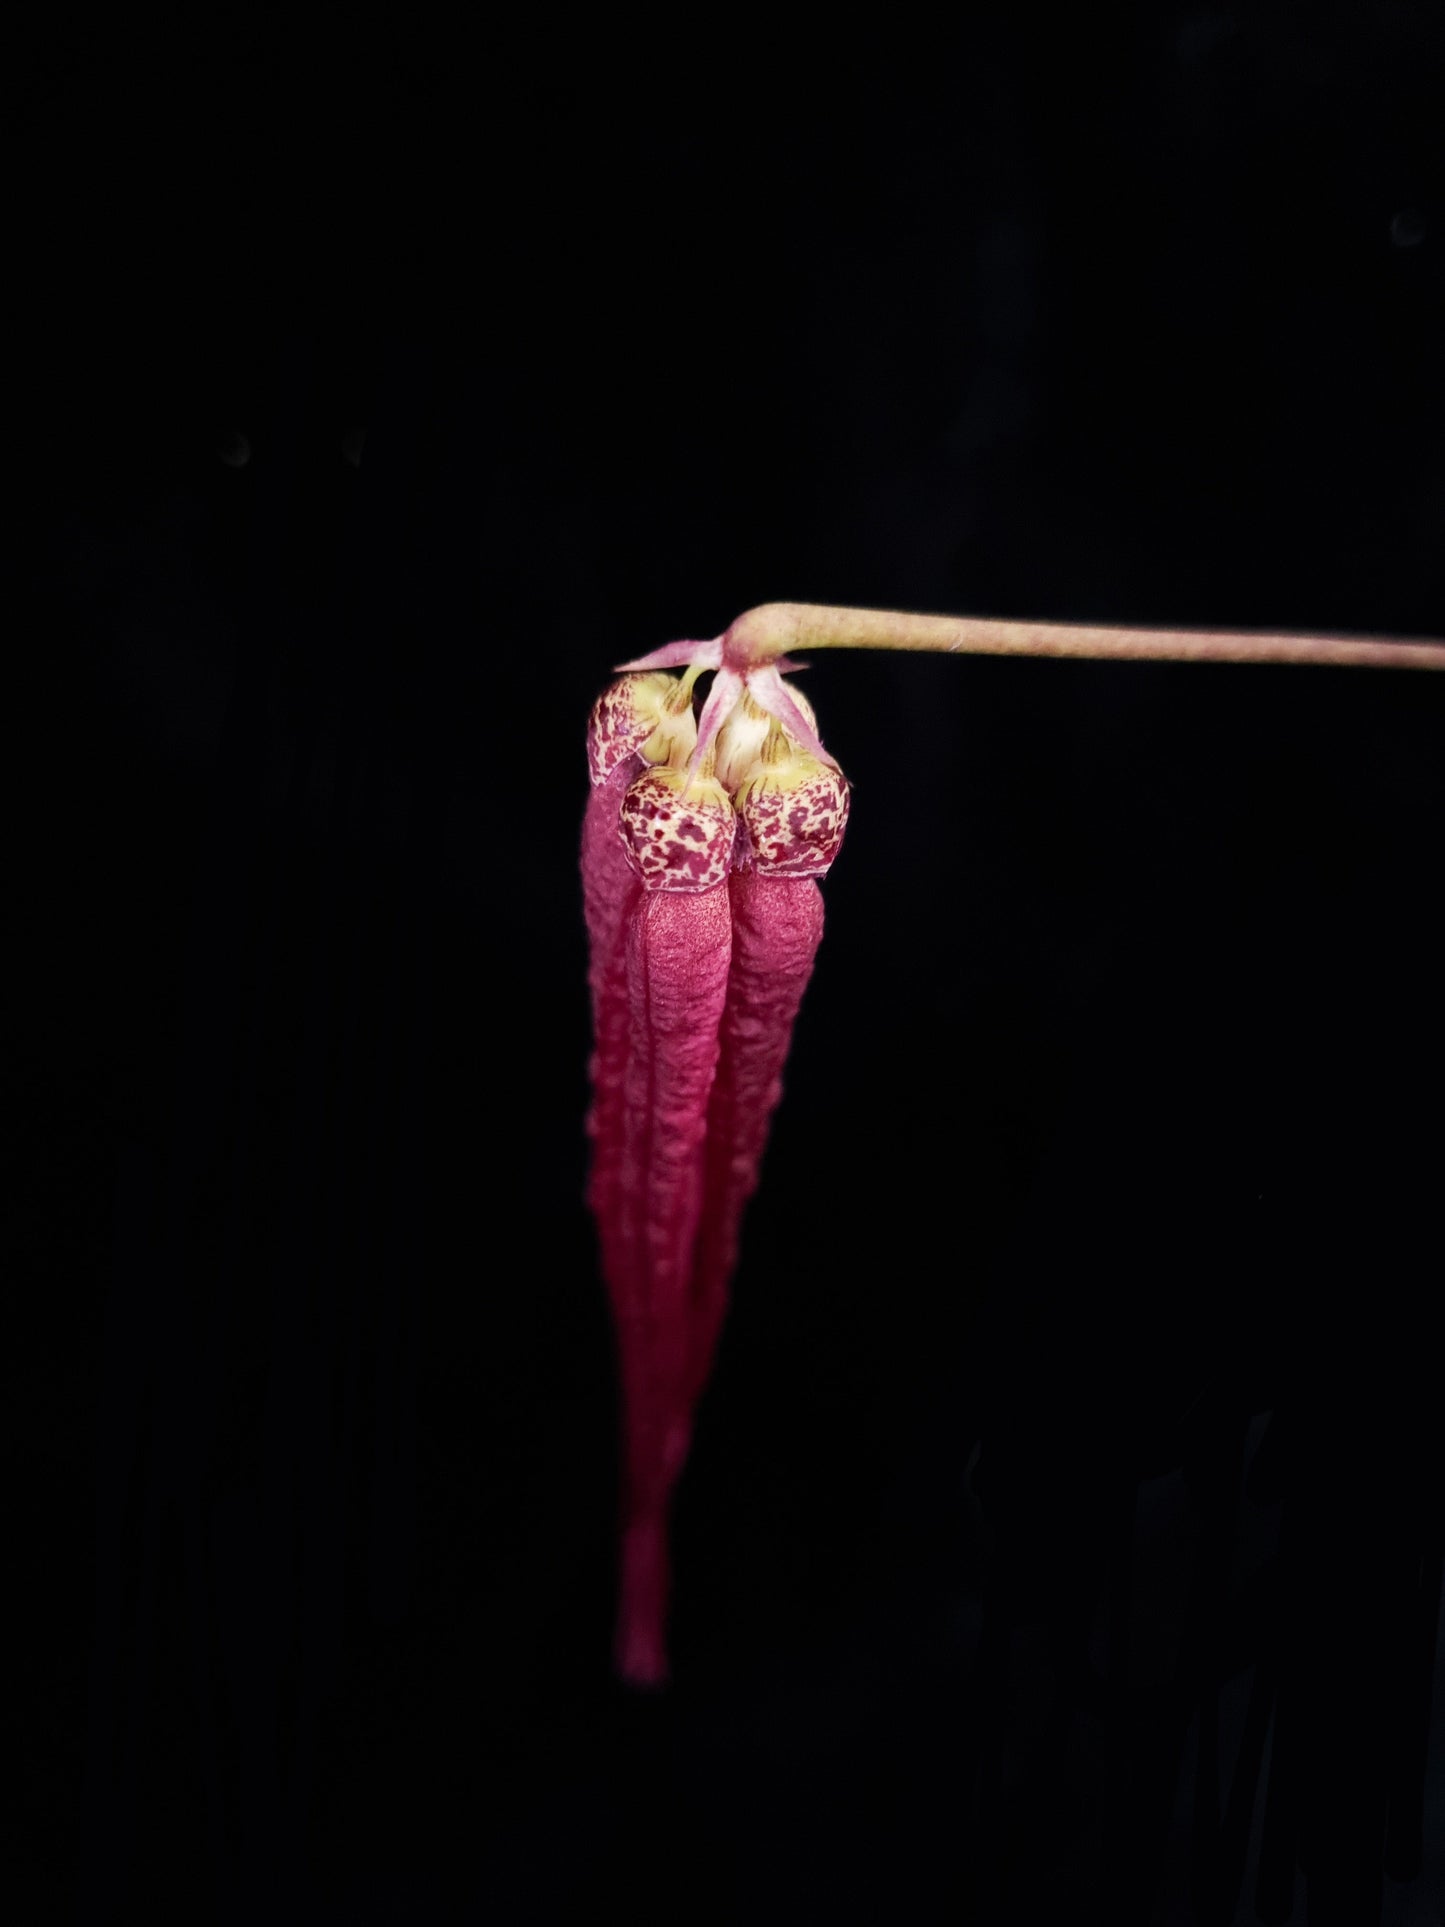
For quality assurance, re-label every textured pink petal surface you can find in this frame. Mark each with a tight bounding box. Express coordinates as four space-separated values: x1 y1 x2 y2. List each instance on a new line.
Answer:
581 761 643 1236
612 883 732 1683
617 767 735 893
687 872 825 1414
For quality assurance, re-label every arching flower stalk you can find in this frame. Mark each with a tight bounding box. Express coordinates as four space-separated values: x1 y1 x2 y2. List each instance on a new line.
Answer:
620 602 1445 674
584 598 1445 1686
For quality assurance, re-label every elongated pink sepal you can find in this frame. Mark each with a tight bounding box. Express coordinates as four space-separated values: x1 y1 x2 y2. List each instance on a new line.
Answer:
581 762 645 1309
614 636 724 673
683 751 849 1439
688 871 826 1411
614 882 733 1685
582 648 848 1691
615 1515 671 1686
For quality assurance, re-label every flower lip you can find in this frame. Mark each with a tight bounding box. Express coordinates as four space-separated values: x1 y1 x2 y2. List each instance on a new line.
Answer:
735 753 850 877
617 765 736 893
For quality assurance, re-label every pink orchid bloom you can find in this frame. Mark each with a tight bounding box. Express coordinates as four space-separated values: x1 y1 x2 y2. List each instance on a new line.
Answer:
584 598 1445 1687
582 633 848 1686
616 624 839 776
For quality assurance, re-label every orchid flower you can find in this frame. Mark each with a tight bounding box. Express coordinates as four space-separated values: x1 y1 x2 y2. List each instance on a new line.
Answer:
585 599 1445 1687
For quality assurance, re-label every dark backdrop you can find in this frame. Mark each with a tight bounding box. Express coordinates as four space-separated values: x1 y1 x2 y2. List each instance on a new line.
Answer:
10 8 1445 1924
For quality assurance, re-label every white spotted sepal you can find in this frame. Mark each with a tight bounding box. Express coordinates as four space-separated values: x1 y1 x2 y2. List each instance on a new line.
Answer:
617 731 737 894
586 668 702 786
732 715 850 878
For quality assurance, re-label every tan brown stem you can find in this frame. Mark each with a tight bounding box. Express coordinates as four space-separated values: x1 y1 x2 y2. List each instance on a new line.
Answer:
721 601 1445 672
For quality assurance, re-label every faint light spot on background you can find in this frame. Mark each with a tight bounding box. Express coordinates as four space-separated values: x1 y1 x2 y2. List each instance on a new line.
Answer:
1390 208 1426 248
341 424 366 468
1176 11 1235 65
217 430 251 468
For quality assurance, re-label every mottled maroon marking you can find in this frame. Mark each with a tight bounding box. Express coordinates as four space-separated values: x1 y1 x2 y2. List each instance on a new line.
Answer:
737 762 850 877
587 673 675 786
618 767 736 893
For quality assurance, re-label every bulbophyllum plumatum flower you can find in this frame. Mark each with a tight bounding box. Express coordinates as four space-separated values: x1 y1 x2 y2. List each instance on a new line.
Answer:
581 639 849 1688
583 597 1445 1687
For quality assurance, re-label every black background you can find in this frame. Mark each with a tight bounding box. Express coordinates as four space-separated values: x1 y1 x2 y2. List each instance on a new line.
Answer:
11 8 1445 1923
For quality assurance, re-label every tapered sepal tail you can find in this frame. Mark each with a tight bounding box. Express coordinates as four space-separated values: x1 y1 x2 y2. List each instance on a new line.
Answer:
581 655 850 1687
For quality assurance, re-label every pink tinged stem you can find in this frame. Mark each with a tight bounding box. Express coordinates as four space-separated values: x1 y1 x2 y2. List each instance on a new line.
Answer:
582 674 680 1250
719 601 1445 671
583 668 707 1254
